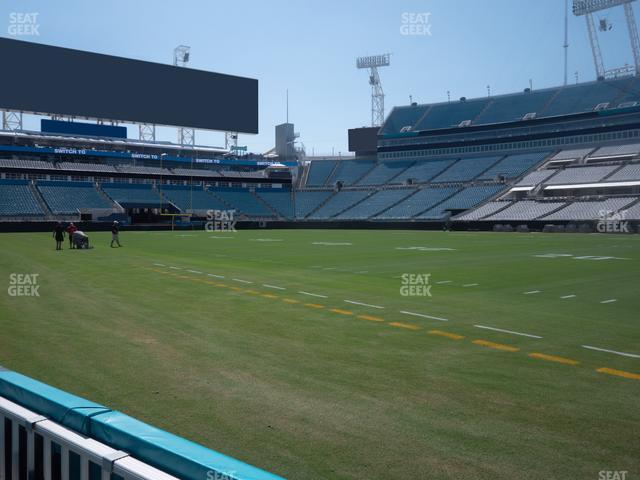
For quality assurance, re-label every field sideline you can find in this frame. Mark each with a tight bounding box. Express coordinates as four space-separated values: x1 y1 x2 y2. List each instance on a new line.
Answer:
0 229 638 479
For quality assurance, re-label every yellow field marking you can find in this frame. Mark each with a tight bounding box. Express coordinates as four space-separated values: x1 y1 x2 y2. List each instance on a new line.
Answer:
357 315 384 323
529 353 579 366
244 289 260 295
304 303 325 309
330 308 354 316
262 293 279 299
229 286 243 292
282 298 299 304
473 339 520 352
597 367 640 381
428 330 465 340
389 322 421 331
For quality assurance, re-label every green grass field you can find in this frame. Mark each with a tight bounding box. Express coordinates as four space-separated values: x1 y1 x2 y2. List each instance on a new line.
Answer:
0 229 639 479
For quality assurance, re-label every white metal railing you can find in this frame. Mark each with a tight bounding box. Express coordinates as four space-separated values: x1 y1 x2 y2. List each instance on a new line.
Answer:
0 395 179 480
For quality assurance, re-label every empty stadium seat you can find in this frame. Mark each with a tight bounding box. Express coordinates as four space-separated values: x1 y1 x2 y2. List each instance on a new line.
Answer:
38 181 115 214
431 156 501 183
101 183 162 206
294 190 334 218
605 163 640 182
308 190 371 219
159 185 228 213
209 188 275 217
475 89 558 125
545 165 618 185
477 152 550 180
455 201 512 220
542 197 636 220
326 160 376 186
418 184 504 219
336 189 415 219
392 158 455 184
357 161 414 185
380 105 428 135
255 189 294 218
484 201 567 221
0 179 43 216
306 161 337 186
376 187 459 219
413 99 489 131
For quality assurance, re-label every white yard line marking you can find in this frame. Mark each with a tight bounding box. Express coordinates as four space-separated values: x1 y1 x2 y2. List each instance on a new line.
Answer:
582 345 640 359
186 270 202 274
436 280 453 284
523 290 542 295
298 291 328 299
474 325 542 339
232 278 253 284
169 266 182 270
344 300 384 309
462 283 479 287
207 274 225 279
399 311 448 322
263 284 286 290
600 299 617 304
560 295 576 299
153 263 166 267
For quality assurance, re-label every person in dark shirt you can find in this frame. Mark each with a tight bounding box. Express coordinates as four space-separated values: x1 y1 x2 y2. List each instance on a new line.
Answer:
66 222 78 249
110 221 122 248
53 222 65 250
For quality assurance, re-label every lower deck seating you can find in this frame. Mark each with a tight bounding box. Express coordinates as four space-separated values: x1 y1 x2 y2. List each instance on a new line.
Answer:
294 191 334 218
542 197 636 220
431 156 501 183
255 189 294 218
38 181 115 214
159 186 228 213
455 201 512 220
418 185 503 219
0 180 43 216
209 189 275 217
102 183 162 206
483 201 567 221
308 190 371 219
376 187 459 219
336 189 415 219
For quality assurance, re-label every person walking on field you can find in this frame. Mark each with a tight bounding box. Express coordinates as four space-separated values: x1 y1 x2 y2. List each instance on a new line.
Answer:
110 221 122 248
66 222 78 249
53 222 65 250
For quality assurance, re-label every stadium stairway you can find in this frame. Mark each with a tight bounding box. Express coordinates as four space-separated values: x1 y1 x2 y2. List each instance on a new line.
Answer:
95 183 125 213
374 188 421 217
28 181 53 218
537 88 564 117
302 190 338 218
251 190 284 218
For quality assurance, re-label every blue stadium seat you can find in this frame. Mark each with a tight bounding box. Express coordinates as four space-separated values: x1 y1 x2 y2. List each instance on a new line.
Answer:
357 161 415 185
38 181 115 214
376 187 459 219
209 188 275 217
306 160 337 186
336 189 415 219
380 105 428 135
418 185 503 219
476 152 550 180
414 99 489 131
326 160 376 185
431 156 501 183
255 189 294 218
475 89 558 125
392 159 455 184
159 185 228 212
294 190 334 218
0 179 43 216
308 190 371 219
102 183 162 206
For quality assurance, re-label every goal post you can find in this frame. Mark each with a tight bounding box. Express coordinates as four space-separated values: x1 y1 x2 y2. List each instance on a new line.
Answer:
159 212 193 231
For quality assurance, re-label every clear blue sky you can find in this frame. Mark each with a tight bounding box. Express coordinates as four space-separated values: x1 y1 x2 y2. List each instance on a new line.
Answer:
1 0 635 154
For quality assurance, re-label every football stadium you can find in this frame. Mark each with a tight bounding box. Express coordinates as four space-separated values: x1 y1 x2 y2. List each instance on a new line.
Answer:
0 1 639 479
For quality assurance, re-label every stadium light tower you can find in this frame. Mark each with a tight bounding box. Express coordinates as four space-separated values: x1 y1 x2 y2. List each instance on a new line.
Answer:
173 45 195 146
573 0 640 79
356 53 391 127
